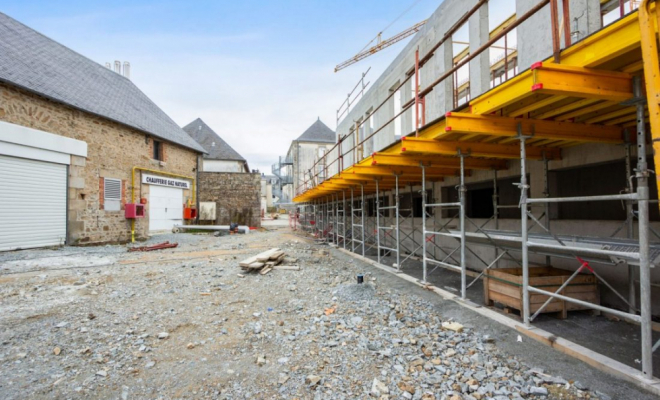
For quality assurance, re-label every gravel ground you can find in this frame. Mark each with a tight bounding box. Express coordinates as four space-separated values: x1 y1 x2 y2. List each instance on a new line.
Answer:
0 227 654 399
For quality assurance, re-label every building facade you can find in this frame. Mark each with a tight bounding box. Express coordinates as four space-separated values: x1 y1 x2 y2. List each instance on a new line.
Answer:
280 118 336 201
0 12 205 250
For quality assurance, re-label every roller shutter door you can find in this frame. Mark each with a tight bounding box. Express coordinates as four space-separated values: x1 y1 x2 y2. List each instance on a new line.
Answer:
0 155 67 251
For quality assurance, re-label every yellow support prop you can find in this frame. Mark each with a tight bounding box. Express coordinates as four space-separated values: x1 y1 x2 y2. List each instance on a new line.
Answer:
640 0 660 204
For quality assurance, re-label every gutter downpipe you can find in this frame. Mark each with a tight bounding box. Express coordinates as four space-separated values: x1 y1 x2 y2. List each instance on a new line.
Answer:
130 166 196 243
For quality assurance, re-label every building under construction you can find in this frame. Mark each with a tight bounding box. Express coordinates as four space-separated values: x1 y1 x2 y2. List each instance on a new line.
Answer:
293 0 660 389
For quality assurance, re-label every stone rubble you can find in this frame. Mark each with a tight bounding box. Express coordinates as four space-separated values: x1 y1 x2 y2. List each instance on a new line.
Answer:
0 229 625 399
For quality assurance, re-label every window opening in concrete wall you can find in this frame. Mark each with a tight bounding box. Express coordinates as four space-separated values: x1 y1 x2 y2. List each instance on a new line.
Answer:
400 189 433 218
104 178 121 212
365 108 374 155
390 81 402 139
452 23 470 108
442 176 523 219
550 159 659 221
602 0 639 27
410 79 416 133
488 0 517 89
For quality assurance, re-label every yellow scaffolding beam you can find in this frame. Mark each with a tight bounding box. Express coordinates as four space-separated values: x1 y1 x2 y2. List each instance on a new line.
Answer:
400 137 561 160
444 112 625 143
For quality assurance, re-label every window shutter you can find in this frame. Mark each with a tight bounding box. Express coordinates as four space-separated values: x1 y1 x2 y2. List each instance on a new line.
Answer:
104 178 121 211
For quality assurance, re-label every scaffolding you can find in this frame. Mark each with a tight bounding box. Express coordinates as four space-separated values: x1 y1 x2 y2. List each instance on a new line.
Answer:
293 1 660 381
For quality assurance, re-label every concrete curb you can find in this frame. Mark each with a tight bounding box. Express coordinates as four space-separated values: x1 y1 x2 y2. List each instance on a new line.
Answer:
336 247 660 397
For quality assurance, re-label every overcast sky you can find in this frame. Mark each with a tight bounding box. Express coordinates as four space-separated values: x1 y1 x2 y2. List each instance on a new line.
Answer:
4 0 516 173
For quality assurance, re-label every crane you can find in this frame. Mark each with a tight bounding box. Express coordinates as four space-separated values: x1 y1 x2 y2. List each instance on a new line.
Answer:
334 20 428 73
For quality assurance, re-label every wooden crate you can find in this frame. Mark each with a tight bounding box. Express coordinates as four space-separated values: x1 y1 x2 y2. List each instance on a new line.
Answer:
484 267 599 319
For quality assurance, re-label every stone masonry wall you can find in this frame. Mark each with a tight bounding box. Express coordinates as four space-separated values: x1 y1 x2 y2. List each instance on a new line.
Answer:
0 83 199 245
198 172 261 227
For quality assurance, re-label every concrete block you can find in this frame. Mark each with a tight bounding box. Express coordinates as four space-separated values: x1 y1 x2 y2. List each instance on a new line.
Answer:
70 155 86 167
69 176 85 189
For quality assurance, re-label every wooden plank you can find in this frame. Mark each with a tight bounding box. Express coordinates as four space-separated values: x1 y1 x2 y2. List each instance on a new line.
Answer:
268 251 285 260
273 265 300 271
259 267 272 275
256 248 282 262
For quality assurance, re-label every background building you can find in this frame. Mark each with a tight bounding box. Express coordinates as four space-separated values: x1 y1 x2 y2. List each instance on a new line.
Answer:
279 118 335 202
183 118 261 227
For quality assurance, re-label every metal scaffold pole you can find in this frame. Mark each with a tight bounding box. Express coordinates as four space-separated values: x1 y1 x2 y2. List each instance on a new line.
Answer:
519 128 531 326
624 131 636 314
376 179 381 264
361 183 366 257
633 76 652 378
459 153 467 300
395 174 401 272
351 188 355 252
543 154 551 266
342 190 347 249
421 165 427 284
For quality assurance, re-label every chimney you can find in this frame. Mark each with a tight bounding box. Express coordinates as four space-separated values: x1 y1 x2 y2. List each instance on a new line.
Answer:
123 61 131 79
105 62 112 69
114 60 121 74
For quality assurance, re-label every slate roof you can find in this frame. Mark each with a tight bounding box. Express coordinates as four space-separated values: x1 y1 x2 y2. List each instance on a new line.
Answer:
296 118 335 143
0 12 205 153
182 118 246 161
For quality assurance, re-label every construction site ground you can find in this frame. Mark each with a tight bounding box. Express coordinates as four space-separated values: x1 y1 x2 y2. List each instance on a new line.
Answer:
364 253 660 378
0 222 656 399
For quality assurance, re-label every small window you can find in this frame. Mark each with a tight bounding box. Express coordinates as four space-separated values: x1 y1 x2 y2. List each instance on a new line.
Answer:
153 140 163 161
104 178 121 211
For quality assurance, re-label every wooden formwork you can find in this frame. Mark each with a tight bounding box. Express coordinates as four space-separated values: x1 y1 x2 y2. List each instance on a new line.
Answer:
485 267 599 319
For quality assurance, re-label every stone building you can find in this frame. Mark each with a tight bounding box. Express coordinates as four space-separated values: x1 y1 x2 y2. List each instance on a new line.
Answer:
281 118 336 201
0 12 206 250
183 118 250 172
183 118 261 227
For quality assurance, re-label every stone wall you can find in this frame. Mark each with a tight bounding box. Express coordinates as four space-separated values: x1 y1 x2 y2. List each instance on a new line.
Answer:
0 83 199 245
198 172 261 227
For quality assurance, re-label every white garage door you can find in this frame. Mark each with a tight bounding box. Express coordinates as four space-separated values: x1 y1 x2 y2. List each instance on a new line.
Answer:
149 185 183 232
0 155 67 251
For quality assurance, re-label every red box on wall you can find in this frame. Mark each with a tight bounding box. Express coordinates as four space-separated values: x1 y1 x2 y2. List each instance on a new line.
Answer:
125 204 145 219
184 208 197 220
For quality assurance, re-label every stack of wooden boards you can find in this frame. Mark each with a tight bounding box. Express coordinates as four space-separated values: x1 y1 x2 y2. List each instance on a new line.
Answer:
239 248 293 275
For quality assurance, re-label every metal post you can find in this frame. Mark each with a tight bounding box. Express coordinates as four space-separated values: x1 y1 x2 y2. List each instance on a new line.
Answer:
395 175 401 271
421 165 427 284
625 132 636 314
410 184 415 260
376 179 381 264
351 188 355 252
459 154 467 299
633 76 652 378
343 190 347 249
543 154 551 266
519 132 531 326
361 184 365 257
493 169 499 266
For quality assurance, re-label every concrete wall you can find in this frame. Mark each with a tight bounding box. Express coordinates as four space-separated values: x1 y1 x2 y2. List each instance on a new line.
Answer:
202 159 245 173
0 83 198 245
198 172 261 227
336 0 603 166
